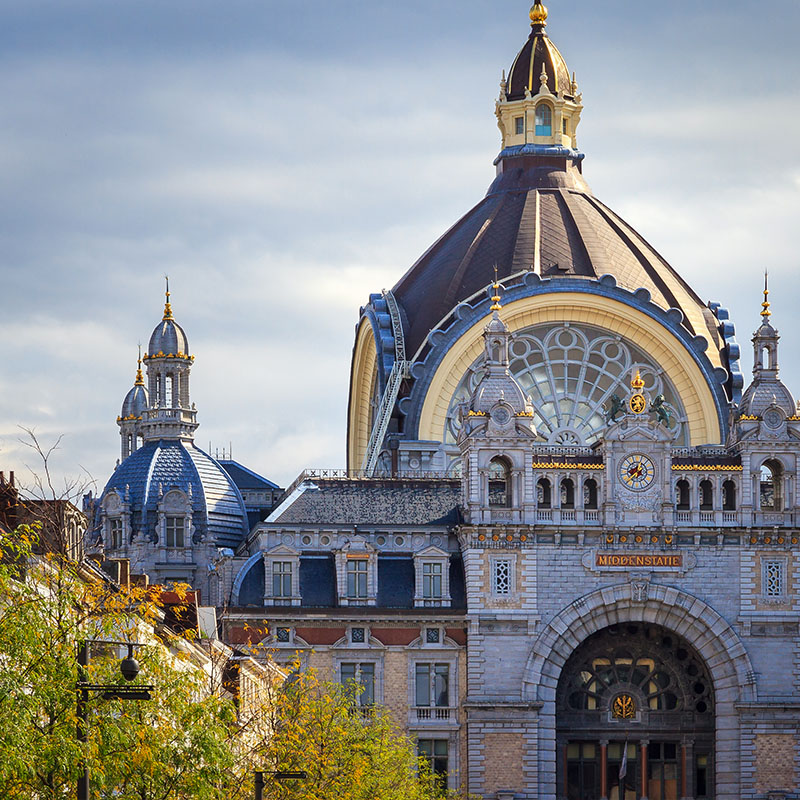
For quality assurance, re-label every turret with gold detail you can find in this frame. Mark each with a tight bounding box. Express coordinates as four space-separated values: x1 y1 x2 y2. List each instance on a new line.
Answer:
496 2 583 155
737 273 796 420
117 347 150 460
140 279 199 443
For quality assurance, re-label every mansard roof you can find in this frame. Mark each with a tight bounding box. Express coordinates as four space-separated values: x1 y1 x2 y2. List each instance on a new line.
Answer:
267 477 462 527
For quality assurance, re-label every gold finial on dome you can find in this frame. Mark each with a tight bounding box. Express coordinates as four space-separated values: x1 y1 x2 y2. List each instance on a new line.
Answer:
631 369 645 391
163 275 173 321
761 270 771 319
490 265 502 311
530 1 548 27
135 344 144 386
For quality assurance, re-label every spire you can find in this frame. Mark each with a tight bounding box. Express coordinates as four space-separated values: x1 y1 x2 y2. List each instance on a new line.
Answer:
761 270 771 320
163 275 173 321
135 344 144 386
530 1 548 28
490 265 502 311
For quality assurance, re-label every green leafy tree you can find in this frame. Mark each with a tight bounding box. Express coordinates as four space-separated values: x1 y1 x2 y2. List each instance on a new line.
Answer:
0 524 252 800
258 664 463 800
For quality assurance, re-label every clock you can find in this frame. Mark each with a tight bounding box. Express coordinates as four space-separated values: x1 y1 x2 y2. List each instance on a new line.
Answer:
618 454 656 491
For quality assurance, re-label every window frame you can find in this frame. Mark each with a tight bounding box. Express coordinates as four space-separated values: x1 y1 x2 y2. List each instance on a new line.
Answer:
165 515 185 548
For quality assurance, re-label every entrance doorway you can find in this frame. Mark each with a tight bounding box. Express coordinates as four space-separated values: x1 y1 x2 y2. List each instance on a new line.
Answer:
557 623 714 799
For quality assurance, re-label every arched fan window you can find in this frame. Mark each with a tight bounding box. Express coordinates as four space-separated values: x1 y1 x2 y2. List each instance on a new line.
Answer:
446 324 687 447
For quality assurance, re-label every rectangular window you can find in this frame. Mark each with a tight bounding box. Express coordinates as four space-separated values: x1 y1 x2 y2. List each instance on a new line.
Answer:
415 663 449 707
514 116 524 135
562 117 569 135
109 518 122 549
347 558 368 599
764 560 784 598
165 516 184 548
417 739 448 789
272 561 292 600
422 562 442 599
340 662 375 706
492 559 512 596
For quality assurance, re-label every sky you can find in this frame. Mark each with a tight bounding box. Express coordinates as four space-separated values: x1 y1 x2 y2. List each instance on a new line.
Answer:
1 0 799 498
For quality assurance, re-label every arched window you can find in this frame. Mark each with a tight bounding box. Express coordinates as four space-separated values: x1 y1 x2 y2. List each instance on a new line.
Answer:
583 479 598 510
676 480 690 511
722 480 736 511
535 103 552 136
165 375 174 407
760 460 783 511
699 480 713 511
488 458 511 507
560 478 575 509
537 478 552 509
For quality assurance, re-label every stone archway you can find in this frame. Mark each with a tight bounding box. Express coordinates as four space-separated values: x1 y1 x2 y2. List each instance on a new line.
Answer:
522 583 756 800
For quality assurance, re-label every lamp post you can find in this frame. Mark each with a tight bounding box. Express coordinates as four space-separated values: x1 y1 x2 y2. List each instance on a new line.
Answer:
253 770 307 800
76 640 153 800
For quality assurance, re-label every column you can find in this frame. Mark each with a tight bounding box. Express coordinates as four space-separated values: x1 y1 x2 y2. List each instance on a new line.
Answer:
680 737 694 800
639 740 649 800
599 740 609 800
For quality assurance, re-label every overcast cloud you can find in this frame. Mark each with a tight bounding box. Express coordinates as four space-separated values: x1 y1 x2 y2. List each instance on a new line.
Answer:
1 0 799 495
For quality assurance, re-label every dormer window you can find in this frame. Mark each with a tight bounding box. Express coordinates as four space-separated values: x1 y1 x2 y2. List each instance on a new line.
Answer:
514 116 524 135
422 562 443 601
535 103 552 136
347 558 369 600
109 518 123 549
165 516 185 548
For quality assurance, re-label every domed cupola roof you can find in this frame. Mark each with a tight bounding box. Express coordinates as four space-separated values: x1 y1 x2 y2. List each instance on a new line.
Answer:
147 282 190 358
506 2 573 101
739 277 796 417
120 353 149 419
103 440 249 548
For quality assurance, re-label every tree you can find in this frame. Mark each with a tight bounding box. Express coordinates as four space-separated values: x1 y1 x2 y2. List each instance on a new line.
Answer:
0 524 253 800
257 663 461 800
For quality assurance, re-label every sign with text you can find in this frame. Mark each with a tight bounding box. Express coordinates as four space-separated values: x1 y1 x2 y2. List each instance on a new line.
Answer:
595 553 683 569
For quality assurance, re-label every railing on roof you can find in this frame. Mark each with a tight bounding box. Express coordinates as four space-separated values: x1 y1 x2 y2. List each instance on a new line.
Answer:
278 468 455 505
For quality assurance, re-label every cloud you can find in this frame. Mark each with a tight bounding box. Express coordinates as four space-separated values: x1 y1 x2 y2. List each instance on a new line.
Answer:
2 0 800 493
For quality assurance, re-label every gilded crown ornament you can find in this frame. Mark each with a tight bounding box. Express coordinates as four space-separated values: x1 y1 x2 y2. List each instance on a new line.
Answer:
530 1 548 26
134 345 144 386
631 370 646 391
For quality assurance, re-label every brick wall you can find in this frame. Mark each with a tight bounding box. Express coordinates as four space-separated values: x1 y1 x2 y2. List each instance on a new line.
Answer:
483 732 524 796
755 733 797 793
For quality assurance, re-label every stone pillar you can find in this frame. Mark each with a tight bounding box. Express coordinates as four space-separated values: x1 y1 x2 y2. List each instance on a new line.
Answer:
640 740 649 800
680 737 694 800
600 739 609 800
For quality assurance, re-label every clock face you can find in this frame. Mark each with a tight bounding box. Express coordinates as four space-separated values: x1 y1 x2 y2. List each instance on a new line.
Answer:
764 409 783 429
619 454 656 491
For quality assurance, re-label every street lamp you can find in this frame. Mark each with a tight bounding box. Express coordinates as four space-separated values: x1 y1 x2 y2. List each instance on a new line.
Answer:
76 640 154 800
254 770 307 800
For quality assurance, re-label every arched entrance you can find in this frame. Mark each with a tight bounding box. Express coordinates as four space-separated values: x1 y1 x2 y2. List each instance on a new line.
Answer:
557 623 714 799
522 584 756 800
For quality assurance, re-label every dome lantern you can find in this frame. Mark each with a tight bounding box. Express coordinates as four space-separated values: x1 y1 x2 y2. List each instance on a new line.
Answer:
496 2 583 162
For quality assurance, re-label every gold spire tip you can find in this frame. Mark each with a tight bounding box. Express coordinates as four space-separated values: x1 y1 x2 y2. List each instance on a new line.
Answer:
163 275 173 320
490 266 502 311
761 271 771 318
530 1 548 26
135 345 145 385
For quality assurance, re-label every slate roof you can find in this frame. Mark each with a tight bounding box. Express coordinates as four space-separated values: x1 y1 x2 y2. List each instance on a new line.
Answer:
268 478 462 526
103 440 249 548
391 164 724 365
219 460 280 491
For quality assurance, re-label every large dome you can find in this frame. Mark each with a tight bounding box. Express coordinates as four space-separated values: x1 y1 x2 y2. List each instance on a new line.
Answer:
392 162 724 363
103 440 248 549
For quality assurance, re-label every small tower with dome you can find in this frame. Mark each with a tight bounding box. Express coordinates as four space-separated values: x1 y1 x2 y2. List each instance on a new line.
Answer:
140 280 199 442
117 349 149 460
458 277 539 525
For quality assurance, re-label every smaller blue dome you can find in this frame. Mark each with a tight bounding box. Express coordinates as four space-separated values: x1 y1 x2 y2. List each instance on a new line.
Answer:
148 318 189 357
103 440 249 548
121 383 149 419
